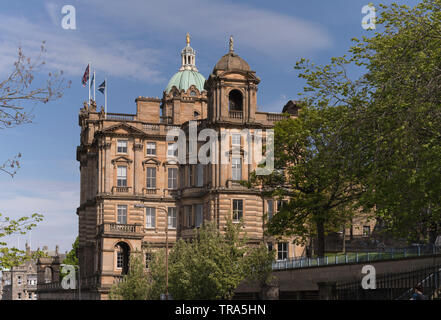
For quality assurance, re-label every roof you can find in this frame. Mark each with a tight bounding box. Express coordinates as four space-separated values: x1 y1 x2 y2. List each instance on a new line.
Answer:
165 70 206 94
213 52 250 72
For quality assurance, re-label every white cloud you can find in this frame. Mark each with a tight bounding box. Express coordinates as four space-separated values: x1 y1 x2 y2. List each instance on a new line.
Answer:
0 179 79 252
89 0 332 57
0 14 165 82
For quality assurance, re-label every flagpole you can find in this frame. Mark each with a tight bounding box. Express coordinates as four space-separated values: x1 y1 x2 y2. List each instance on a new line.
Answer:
93 71 96 101
105 78 107 119
88 61 91 104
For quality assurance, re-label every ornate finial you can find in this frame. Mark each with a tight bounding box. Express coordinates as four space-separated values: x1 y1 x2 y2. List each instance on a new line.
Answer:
229 35 234 52
186 32 190 46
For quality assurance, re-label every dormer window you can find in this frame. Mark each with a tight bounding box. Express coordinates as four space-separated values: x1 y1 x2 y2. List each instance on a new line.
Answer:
190 91 197 97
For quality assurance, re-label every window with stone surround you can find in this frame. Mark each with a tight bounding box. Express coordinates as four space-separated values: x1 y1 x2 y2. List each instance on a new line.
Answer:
195 204 203 227
117 166 127 187
117 205 127 224
277 242 288 261
232 157 242 181
146 142 156 156
168 167 178 189
168 207 177 229
232 199 243 222
146 167 156 189
117 140 128 154
145 207 156 229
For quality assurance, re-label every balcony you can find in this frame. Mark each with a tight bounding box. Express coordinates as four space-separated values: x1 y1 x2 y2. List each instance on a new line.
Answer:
266 113 287 122
229 110 243 119
143 188 158 195
99 223 144 238
112 186 132 194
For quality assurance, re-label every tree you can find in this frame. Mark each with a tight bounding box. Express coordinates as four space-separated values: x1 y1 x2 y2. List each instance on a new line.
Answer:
250 105 368 257
294 0 441 243
0 213 44 269
109 221 276 300
243 243 276 299
63 237 79 266
109 252 154 300
0 43 69 269
167 221 248 300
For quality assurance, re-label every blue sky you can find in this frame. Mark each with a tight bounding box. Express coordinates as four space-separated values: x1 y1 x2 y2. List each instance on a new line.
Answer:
0 0 418 253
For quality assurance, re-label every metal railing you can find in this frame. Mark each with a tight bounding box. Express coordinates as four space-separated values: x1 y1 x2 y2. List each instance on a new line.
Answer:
106 113 135 121
335 264 441 300
272 244 441 271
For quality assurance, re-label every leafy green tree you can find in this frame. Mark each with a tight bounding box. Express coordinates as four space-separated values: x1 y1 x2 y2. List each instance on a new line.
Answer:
0 213 44 269
63 237 79 266
250 104 368 256
109 252 154 300
294 0 441 243
0 43 69 269
243 243 276 299
167 221 248 300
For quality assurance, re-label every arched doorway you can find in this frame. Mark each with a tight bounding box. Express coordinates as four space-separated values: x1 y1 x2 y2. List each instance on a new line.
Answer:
115 242 130 275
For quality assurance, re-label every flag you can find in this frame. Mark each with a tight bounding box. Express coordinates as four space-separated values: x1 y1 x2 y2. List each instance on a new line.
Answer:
82 65 89 87
98 80 106 94
89 72 95 90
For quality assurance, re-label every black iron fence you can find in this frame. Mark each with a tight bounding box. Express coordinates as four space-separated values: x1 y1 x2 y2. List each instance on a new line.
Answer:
335 263 441 300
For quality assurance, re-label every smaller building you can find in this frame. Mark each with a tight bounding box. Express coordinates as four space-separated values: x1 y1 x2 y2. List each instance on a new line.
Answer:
0 244 65 300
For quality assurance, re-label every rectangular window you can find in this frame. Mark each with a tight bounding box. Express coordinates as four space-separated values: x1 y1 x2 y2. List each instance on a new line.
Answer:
146 167 156 189
117 205 127 224
167 143 178 158
145 207 156 229
17 276 22 285
168 168 178 189
267 242 273 252
145 253 152 269
117 140 128 154
196 164 204 187
146 142 156 156
232 199 243 222
267 200 274 220
28 292 32 299
363 226 370 236
277 200 287 213
168 207 177 229
17 293 21 300
277 242 288 260
116 252 123 269
232 157 242 181
232 133 241 146
117 166 127 187
185 205 192 227
195 204 203 227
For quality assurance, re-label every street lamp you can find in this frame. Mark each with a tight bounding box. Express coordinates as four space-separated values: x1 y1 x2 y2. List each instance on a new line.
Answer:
134 202 169 300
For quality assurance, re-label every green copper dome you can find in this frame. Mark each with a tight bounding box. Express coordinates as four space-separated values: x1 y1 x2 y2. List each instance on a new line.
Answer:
165 70 206 94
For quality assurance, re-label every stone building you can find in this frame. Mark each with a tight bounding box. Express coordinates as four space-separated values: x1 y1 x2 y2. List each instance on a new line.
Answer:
1 244 64 300
75 35 307 299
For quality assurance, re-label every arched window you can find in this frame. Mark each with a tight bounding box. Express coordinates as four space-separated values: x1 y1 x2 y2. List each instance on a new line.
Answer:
115 242 130 275
228 90 243 111
44 267 52 283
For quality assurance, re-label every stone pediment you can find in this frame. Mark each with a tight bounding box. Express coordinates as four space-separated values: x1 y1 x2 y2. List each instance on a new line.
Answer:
142 157 161 167
111 156 133 168
99 123 146 137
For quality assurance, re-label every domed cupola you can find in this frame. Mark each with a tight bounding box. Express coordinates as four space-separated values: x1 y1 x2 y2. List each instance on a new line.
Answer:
165 33 206 94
